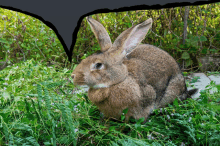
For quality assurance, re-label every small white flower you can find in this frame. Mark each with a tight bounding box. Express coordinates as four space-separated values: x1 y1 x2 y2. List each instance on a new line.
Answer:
148 120 151 122
4 87 7 90
147 134 154 140
15 66 18 69
5 78 9 81
160 108 162 113
14 26 16 28
51 103 54 105
74 129 78 133
26 96 29 98
171 113 174 116
3 83 8 85
74 106 79 113
167 115 170 120
7 50 10 53
33 84 37 86
189 117 192 122
21 78 24 81
56 125 57 127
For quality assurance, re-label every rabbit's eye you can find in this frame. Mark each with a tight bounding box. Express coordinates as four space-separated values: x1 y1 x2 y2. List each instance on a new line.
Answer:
95 63 103 70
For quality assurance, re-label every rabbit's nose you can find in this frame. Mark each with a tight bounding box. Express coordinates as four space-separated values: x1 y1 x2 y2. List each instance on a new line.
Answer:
71 74 75 79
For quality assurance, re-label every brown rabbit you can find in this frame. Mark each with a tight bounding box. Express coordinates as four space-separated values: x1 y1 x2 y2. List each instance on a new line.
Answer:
71 16 197 122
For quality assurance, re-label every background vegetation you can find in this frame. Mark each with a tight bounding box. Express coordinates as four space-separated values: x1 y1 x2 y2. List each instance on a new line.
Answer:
1 3 220 71
0 3 220 146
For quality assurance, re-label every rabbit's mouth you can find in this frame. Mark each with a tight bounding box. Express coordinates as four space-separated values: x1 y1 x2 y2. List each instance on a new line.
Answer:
72 78 87 86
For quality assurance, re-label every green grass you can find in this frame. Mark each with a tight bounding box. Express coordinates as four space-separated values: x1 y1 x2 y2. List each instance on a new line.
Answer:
0 60 220 146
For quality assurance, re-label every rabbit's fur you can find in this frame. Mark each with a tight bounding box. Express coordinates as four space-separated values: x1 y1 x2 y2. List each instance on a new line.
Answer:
72 17 197 122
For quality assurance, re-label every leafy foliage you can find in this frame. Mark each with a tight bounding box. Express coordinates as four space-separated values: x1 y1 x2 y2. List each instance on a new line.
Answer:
0 60 78 145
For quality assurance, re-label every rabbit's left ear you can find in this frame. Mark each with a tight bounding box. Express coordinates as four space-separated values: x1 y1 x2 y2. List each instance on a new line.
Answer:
87 16 112 52
112 18 153 55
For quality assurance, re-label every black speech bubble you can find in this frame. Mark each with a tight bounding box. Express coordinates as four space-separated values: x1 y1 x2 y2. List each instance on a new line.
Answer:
0 0 214 62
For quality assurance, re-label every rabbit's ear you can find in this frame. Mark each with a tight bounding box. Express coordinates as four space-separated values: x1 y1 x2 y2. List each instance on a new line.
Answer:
112 18 152 54
87 16 112 52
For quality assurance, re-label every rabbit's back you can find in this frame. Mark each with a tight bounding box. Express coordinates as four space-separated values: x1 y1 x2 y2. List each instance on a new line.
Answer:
124 44 186 105
126 44 180 75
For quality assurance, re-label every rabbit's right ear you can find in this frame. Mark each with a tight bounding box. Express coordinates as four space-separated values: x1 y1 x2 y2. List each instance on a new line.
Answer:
87 16 112 52
112 18 153 55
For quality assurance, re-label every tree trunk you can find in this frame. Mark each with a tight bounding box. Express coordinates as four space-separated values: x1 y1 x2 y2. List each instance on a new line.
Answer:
183 6 190 44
